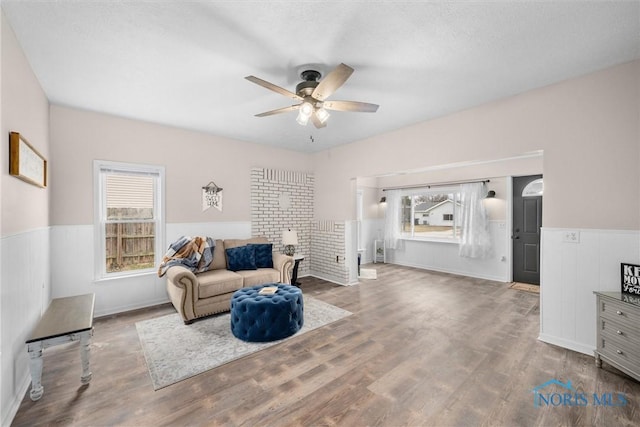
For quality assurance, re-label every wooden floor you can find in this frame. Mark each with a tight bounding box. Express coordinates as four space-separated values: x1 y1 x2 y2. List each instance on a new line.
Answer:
12 264 640 426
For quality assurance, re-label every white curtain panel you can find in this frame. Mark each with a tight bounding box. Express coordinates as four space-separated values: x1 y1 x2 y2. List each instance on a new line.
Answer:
458 183 493 258
384 190 402 250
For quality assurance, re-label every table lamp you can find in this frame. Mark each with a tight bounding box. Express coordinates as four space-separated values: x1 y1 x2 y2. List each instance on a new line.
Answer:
282 228 298 256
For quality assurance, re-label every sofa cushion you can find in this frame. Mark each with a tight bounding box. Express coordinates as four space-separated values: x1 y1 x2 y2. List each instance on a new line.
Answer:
249 243 273 268
196 269 243 299
236 268 281 287
226 245 257 271
209 239 226 270
224 237 268 250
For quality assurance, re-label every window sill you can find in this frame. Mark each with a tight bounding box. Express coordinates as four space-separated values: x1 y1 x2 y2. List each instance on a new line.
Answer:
399 237 460 245
93 269 157 284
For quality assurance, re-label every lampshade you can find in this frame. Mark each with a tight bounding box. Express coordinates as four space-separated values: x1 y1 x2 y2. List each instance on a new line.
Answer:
300 102 313 116
315 107 330 124
296 110 310 126
282 229 298 246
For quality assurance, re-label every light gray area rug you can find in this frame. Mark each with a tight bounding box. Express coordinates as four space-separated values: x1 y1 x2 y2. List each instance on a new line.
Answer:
136 295 352 390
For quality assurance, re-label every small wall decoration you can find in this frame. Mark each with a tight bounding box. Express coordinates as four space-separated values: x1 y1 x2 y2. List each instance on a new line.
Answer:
621 263 640 295
278 192 291 210
9 131 47 188
202 181 223 212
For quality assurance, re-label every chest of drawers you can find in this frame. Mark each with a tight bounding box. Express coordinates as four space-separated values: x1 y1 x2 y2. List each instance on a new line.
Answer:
594 291 640 382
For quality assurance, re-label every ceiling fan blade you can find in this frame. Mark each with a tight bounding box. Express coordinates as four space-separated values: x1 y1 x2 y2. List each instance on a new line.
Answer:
254 105 300 117
245 76 303 101
323 100 379 113
312 63 354 101
311 112 327 129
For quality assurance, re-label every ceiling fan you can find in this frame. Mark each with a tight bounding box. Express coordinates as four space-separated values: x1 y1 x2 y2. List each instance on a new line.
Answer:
245 63 379 128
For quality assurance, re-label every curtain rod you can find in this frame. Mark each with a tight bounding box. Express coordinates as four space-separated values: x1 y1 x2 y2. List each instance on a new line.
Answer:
382 179 489 192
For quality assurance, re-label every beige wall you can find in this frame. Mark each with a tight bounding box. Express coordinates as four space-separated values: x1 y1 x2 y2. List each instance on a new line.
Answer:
314 60 640 230
49 105 313 225
1 10 51 425
1 12 49 236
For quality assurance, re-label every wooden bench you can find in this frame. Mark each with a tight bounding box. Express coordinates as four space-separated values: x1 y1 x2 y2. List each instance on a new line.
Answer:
25 293 95 401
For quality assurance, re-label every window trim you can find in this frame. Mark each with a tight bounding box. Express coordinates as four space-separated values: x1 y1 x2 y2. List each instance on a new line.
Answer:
93 160 165 281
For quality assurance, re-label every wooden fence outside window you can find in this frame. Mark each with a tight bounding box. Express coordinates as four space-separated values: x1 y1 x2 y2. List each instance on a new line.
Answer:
106 222 155 272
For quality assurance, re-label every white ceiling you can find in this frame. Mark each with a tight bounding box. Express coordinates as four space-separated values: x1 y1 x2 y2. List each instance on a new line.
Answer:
2 1 639 153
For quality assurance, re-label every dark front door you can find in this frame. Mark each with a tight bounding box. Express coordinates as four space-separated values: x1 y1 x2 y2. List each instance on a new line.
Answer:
512 175 543 285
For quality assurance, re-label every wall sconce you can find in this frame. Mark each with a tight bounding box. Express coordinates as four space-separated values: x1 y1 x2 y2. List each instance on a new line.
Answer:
485 190 496 199
282 228 298 256
379 196 387 203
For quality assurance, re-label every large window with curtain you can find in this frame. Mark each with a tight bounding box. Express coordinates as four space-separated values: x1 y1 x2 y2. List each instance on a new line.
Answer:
94 160 165 280
400 188 461 241
385 182 492 258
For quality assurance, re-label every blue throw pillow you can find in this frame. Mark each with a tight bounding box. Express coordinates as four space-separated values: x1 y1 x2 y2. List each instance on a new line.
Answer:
249 243 273 269
226 245 257 271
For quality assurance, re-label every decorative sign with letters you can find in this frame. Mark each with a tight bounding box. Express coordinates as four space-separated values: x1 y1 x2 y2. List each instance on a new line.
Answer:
621 263 640 295
202 181 223 212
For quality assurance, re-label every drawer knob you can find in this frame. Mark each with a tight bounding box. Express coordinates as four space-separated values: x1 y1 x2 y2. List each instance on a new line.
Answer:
616 310 623 315
617 350 624 355
617 330 624 335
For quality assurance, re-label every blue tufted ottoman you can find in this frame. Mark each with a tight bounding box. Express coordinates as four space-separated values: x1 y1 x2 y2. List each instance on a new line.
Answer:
230 284 304 342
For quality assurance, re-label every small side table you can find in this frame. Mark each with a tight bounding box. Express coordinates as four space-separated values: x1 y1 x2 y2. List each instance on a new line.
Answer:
291 255 304 286
25 293 95 401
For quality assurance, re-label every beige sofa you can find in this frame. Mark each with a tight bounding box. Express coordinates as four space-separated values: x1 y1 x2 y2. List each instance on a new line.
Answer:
165 237 293 323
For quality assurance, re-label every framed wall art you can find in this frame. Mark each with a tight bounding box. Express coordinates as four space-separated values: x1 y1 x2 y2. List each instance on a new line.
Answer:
621 262 640 295
9 131 47 188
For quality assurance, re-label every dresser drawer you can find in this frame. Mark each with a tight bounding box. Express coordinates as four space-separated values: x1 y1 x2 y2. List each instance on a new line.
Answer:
599 297 640 326
598 336 640 376
599 316 640 347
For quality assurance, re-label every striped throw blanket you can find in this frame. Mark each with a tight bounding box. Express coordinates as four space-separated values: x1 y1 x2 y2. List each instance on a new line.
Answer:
157 236 215 277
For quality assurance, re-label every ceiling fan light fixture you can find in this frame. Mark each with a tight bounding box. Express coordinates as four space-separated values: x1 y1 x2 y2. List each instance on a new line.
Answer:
296 102 314 126
246 63 379 130
316 107 330 124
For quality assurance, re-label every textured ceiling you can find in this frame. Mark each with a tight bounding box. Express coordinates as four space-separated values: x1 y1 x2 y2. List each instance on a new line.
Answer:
2 1 639 153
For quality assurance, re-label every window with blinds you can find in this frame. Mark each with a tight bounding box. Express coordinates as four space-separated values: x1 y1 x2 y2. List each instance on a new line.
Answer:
94 161 165 279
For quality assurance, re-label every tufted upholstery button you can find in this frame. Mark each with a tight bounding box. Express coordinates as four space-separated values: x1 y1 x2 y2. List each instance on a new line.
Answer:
230 283 304 342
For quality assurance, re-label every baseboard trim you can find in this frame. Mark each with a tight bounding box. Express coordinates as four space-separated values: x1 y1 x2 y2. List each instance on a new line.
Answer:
389 261 509 283
3 371 31 427
307 272 349 286
538 333 594 356
94 297 170 318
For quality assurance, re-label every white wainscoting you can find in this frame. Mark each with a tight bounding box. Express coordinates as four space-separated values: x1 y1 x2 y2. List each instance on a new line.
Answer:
359 219 384 265
50 222 252 317
539 227 640 355
1 227 50 427
386 221 510 282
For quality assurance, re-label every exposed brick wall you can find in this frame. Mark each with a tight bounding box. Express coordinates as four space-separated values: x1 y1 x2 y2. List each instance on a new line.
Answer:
251 168 313 277
310 220 349 284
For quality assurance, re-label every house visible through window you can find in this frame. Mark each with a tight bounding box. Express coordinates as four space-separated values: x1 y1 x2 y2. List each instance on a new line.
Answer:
94 161 164 279
401 188 460 240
